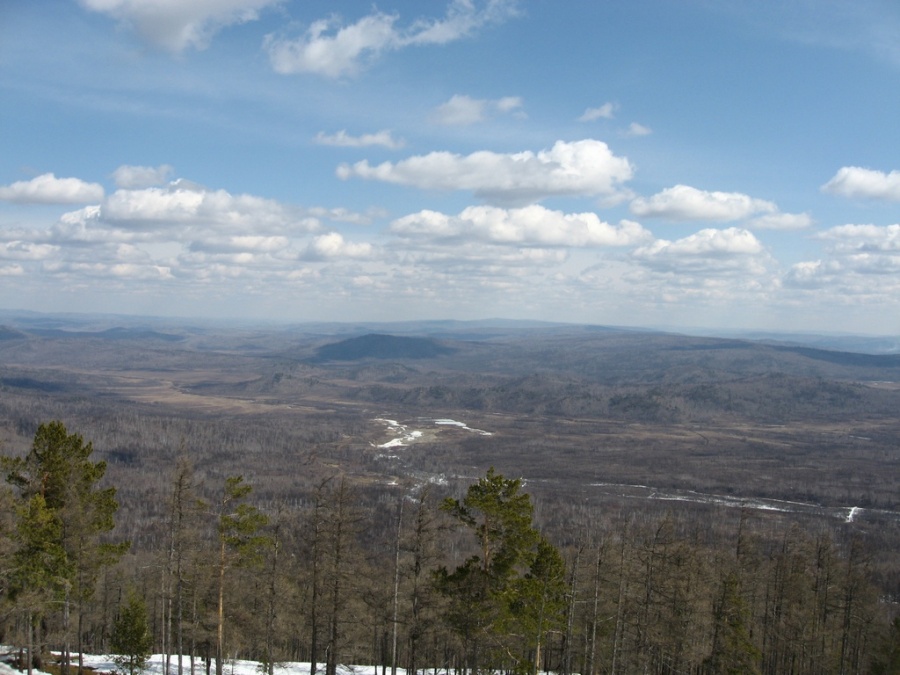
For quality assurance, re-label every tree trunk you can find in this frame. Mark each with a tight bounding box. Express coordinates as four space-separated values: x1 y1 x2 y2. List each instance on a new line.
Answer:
391 499 403 675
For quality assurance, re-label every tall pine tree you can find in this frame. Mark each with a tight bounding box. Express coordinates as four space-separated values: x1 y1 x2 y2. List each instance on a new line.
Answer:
2 421 127 674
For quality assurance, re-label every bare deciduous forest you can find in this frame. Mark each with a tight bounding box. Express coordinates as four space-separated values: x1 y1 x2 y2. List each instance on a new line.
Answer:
1 314 898 674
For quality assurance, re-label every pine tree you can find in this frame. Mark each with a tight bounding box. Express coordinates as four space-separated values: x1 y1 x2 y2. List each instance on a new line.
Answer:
509 537 568 675
112 590 154 675
2 421 127 675
436 468 561 673
214 475 268 675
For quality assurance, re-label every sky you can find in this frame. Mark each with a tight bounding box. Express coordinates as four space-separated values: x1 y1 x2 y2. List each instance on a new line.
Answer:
1 0 899 334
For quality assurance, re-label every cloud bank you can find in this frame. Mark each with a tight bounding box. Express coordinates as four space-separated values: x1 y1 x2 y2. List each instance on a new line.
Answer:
391 205 651 247
338 139 634 205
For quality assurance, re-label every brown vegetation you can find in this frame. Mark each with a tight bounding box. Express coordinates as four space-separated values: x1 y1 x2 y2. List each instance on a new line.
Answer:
1 317 899 673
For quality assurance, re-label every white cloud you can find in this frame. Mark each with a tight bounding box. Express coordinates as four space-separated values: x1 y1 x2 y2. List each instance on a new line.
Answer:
188 235 291 254
0 241 59 261
78 0 282 53
624 122 652 137
44 259 174 281
303 232 374 260
784 255 900 292
772 223 900 299
314 130 405 149
747 212 814 230
578 103 616 122
338 139 634 205
265 0 519 77
817 223 900 253
306 206 385 225
633 228 769 274
630 184 778 222
99 182 320 232
431 94 524 126
111 164 174 188
0 173 104 204
266 12 397 78
391 204 651 248
821 166 900 201
0 265 25 277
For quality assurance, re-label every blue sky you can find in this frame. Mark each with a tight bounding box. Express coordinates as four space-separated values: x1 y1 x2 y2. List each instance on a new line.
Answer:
1 0 899 333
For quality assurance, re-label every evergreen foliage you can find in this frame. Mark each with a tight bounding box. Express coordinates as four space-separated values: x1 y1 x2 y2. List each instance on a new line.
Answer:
436 468 567 674
111 590 153 675
1 421 127 673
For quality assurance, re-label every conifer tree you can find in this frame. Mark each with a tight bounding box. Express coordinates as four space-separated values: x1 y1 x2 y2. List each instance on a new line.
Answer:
436 468 563 673
2 421 127 674
214 475 268 675
112 590 154 675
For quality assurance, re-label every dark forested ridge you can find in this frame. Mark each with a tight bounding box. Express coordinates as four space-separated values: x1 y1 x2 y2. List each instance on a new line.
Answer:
0 314 899 674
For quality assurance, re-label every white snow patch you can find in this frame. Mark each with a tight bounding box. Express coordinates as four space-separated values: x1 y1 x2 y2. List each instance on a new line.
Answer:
430 418 492 435
67 653 416 675
372 416 492 448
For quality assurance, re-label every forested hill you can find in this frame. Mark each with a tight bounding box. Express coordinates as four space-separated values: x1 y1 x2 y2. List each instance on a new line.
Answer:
0 314 899 673
309 333 457 361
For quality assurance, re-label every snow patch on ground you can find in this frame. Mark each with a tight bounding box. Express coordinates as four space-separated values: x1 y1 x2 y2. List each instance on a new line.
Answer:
50 653 415 675
372 416 491 448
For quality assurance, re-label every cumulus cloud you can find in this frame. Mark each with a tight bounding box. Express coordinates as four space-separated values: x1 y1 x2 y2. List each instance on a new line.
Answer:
314 130 405 149
630 184 778 222
633 227 768 273
0 173 104 204
78 0 282 52
578 103 616 122
99 181 320 232
303 232 374 260
338 139 634 205
784 253 900 292
112 164 174 188
265 0 519 77
391 204 651 248
821 166 900 201
431 94 524 126
0 170 396 295
817 223 900 253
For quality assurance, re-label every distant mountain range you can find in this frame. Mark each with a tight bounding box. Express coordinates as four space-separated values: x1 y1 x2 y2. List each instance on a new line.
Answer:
0 308 897 354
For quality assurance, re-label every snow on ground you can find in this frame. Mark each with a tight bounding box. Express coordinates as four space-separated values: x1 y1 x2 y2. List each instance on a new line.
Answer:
373 417 491 449
431 420 491 436
42 654 413 675
0 663 47 675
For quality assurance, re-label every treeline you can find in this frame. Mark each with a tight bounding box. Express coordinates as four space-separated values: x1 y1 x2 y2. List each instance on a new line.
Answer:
2 422 899 675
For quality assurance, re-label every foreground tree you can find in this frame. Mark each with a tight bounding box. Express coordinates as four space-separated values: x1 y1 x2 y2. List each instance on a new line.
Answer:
2 421 127 675
436 468 565 673
112 590 154 675
214 476 268 675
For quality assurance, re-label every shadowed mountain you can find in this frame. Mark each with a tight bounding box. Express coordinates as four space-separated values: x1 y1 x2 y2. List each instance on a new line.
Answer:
771 345 900 368
0 326 29 341
310 333 457 362
27 327 184 342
